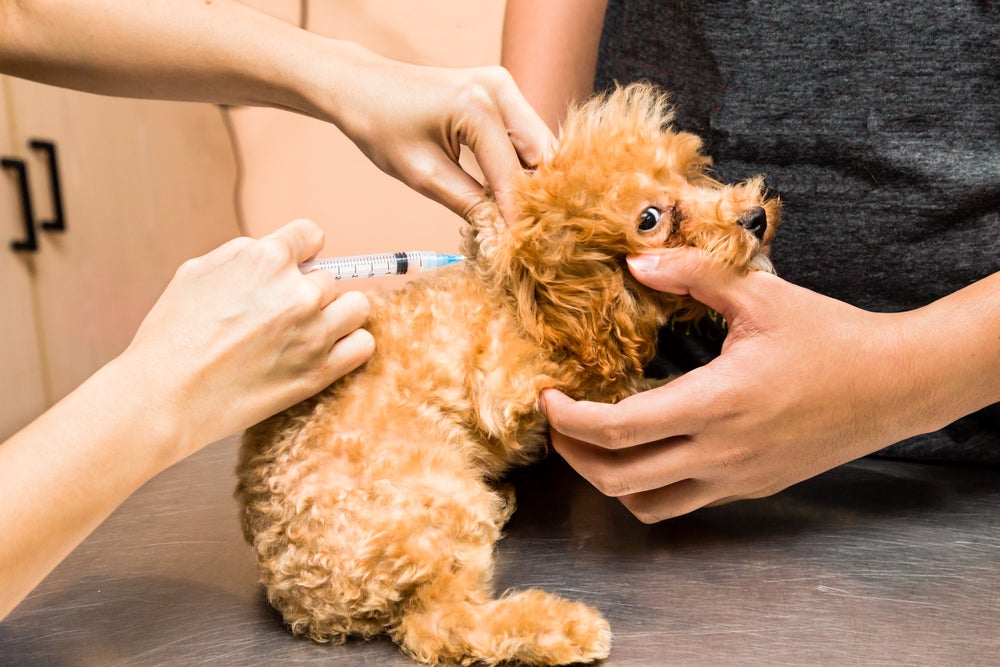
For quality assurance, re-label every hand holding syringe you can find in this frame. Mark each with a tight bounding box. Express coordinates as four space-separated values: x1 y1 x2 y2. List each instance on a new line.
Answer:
300 251 465 280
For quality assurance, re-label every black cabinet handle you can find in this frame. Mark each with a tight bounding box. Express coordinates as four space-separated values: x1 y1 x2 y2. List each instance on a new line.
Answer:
1 157 38 252
29 139 66 232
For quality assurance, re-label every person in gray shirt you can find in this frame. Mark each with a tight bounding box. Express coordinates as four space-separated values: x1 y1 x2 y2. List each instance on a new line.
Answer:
504 0 999 523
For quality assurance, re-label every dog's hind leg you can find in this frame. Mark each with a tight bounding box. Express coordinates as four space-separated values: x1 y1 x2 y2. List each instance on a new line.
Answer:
393 569 611 666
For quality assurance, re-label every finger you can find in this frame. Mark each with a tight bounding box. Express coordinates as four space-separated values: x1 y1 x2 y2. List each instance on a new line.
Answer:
618 479 725 523
550 430 700 497
450 80 529 224
489 69 557 168
302 266 343 309
263 218 326 264
320 291 371 344
402 146 490 222
541 380 717 450
294 294 373 399
626 246 758 319
491 182 521 227
325 328 375 380
460 117 524 224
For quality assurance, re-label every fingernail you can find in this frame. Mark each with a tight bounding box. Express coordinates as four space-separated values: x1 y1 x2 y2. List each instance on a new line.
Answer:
626 254 659 273
537 391 547 415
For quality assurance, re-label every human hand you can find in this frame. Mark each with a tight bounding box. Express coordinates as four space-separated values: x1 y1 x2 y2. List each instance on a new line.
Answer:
118 219 373 461
540 247 948 523
310 44 554 223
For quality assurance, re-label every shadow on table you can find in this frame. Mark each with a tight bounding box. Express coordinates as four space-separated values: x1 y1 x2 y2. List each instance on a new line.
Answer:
503 452 992 553
0 573 413 667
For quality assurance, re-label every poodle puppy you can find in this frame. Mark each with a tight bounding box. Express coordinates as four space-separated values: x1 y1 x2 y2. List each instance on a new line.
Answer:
236 83 779 666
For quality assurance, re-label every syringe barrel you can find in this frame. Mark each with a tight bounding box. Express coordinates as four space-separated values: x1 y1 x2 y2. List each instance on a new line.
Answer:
301 251 464 279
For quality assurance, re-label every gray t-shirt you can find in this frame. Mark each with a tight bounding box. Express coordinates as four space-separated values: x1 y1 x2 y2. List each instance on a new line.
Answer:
596 0 999 462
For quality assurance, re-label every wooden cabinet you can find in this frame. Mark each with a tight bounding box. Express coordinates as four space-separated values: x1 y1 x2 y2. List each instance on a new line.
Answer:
0 77 240 440
0 78 47 440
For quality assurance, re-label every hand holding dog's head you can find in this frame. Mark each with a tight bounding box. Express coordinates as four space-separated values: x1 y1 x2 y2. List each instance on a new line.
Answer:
468 83 779 391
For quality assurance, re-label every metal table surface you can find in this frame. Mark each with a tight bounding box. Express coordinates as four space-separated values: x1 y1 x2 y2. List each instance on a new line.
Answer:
2 435 997 666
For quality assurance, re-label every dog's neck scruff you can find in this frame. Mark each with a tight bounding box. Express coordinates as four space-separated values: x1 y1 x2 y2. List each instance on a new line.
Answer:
460 83 779 402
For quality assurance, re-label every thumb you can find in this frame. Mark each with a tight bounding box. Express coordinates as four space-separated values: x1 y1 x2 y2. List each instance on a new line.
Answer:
626 247 752 319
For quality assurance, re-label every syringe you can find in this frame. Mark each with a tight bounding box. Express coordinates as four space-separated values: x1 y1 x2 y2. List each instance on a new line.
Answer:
300 251 465 280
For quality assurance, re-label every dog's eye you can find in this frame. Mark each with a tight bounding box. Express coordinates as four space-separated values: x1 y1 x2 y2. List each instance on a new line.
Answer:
637 207 662 232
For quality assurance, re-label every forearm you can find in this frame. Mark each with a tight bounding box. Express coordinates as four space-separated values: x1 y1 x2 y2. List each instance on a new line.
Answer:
0 356 178 619
0 0 348 120
502 0 608 131
896 270 1000 437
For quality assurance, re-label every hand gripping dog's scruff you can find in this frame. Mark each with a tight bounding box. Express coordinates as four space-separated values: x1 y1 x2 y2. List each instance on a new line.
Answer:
236 83 779 666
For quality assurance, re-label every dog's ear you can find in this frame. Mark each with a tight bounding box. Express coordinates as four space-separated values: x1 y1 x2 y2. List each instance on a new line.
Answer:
667 130 715 184
499 209 667 397
465 192 660 391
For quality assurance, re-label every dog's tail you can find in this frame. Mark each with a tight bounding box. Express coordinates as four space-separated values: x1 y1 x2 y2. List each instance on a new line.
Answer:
392 573 611 666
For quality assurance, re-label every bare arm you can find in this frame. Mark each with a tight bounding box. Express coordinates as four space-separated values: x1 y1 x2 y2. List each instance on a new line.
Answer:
0 0 322 107
543 250 1000 522
0 220 373 618
0 0 552 221
502 0 608 131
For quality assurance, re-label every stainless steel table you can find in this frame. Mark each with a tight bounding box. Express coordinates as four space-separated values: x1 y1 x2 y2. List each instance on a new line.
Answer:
2 435 997 666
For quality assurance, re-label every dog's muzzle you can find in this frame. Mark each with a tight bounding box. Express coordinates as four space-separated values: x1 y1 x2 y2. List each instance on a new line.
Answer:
738 206 768 241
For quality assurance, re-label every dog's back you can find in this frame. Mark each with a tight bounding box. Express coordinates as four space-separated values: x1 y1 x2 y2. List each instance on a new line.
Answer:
237 264 611 665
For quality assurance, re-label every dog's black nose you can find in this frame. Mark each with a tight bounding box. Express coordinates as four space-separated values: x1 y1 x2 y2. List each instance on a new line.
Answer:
738 206 768 240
